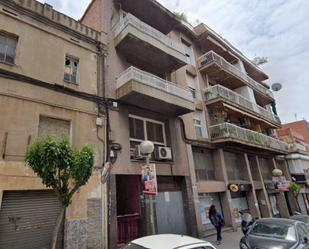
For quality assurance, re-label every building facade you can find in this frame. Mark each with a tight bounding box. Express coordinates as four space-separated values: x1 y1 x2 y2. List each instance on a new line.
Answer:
0 1 106 248
81 0 293 243
279 121 309 215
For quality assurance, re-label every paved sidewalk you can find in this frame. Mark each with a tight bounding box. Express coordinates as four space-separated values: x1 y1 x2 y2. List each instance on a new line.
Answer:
204 229 243 249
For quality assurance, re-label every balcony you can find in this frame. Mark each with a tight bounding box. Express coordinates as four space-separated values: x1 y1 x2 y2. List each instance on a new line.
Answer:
114 13 187 74
205 85 281 127
197 51 274 105
209 123 289 153
116 67 195 116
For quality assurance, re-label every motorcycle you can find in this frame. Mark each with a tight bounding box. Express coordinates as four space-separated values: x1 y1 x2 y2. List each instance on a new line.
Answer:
239 211 254 235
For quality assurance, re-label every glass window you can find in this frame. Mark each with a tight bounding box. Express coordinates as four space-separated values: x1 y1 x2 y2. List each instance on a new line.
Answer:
199 193 222 230
297 223 309 240
0 33 17 64
64 56 79 83
194 118 203 137
146 121 164 143
189 87 196 99
129 117 144 140
193 148 215 181
249 222 296 241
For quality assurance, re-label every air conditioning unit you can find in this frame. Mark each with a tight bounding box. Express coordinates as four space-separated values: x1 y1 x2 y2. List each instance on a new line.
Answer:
155 146 172 160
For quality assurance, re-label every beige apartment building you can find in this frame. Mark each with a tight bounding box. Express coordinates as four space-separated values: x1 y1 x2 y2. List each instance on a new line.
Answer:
82 0 295 243
0 0 106 248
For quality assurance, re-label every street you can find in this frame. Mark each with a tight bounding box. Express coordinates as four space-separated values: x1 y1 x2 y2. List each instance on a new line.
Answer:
206 229 243 249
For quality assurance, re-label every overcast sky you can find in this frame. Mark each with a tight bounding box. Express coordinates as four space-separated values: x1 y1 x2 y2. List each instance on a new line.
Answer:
38 0 309 123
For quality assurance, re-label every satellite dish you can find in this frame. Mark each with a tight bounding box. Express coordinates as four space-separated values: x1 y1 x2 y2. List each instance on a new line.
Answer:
271 83 282 91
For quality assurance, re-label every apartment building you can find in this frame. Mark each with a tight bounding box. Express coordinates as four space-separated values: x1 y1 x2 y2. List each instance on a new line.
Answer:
81 0 294 242
279 122 309 215
0 1 106 248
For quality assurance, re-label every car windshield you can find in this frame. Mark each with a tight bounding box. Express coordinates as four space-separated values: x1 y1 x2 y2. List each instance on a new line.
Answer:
249 222 296 241
291 215 309 224
123 243 150 249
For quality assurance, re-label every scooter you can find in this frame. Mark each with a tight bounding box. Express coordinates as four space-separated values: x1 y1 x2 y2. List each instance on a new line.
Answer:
239 211 254 235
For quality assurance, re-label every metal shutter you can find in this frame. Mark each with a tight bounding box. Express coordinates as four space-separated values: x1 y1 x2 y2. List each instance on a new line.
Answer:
0 190 63 249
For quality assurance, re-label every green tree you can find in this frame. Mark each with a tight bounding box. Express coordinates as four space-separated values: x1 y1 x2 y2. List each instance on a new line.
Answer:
173 11 188 22
252 56 268 66
26 135 94 249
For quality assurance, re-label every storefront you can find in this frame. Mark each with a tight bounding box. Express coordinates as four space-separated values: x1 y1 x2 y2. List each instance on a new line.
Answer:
199 193 223 231
229 184 250 223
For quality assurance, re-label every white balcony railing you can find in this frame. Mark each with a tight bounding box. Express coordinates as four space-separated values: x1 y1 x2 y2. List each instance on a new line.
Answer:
209 122 289 153
197 51 274 99
205 85 281 125
114 13 186 55
117 66 194 102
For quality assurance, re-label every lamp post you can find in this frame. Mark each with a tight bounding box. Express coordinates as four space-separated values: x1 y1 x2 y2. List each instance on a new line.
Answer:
140 140 155 235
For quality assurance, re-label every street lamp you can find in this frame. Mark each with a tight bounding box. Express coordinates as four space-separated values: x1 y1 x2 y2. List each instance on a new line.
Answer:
140 140 155 234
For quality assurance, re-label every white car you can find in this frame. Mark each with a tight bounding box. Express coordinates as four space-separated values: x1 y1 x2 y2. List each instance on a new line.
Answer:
123 234 217 249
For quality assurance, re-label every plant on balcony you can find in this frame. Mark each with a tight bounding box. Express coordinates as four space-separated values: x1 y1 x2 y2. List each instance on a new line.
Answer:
289 182 302 213
26 135 94 249
173 12 188 22
252 56 268 66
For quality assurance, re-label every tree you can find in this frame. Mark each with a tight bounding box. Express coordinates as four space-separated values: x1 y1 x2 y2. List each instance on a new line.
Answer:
289 182 301 213
252 56 268 66
173 11 188 22
26 135 94 249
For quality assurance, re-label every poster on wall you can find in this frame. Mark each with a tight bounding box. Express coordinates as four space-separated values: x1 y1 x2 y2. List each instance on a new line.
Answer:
272 176 289 192
141 163 157 195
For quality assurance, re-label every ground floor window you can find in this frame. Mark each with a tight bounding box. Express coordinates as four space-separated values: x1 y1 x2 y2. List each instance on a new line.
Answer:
231 191 249 223
198 192 223 230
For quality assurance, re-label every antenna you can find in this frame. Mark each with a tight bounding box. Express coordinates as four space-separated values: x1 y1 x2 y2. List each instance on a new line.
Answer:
271 83 282 92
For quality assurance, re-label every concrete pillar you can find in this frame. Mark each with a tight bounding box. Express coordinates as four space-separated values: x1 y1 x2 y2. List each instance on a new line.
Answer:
214 149 236 230
244 153 261 219
185 144 204 237
276 192 290 218
108 174 117 249
255 156 272 217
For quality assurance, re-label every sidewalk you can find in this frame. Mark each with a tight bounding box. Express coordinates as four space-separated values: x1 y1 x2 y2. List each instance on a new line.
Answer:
204 228 243 249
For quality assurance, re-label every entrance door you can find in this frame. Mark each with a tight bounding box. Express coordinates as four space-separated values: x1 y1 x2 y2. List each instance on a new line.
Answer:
0 190 63 249
155 191 187 234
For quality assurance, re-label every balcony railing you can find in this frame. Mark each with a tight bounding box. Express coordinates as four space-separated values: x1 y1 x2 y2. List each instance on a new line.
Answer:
205 85 281 125
114 13 186 55
197 51 274 99
210 122 289 153
117 66 193 102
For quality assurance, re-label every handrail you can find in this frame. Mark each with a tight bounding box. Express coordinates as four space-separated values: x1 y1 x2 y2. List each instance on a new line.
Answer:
117 66 194 102
114 13 186 54
209 122 289 152
198 51 274 99
205 85 281 124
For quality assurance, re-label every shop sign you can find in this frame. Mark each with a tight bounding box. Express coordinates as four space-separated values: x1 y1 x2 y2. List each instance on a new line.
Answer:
272 176 289 192
229 184 239 193
141 163 157 195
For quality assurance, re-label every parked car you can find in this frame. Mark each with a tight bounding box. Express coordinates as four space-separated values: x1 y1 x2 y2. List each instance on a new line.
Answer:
240 218 309 249
290 215 309 226
123 234 216 249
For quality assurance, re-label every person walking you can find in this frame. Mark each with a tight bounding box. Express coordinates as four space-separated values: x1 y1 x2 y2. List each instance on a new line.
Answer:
209 205 224 245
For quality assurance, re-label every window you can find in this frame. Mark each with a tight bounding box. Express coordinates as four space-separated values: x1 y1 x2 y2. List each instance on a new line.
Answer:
181 38 196 66
189 87 196 99
194 118 203 137
38 116 70 140
186 73 200 99
64 55 79 83
0 32 17 64
129 115 166 145
129 115 167 159
193 148 215 181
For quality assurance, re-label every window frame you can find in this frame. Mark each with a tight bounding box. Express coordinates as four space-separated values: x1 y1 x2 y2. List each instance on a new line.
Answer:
0 31 18 65
64 54 79 84
129 114 167 146
193 117 203 137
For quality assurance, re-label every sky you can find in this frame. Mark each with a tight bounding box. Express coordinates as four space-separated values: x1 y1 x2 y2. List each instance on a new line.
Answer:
38 0 309 123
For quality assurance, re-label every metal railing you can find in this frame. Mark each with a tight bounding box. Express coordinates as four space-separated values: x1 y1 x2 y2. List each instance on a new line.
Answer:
209 122 289 152
197 51 274 99
114 13 186 55
117 66 194 102
205 85 281 125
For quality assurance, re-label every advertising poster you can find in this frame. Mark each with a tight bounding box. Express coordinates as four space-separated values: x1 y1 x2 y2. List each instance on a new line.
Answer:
272 176 289 192
141 163 157 195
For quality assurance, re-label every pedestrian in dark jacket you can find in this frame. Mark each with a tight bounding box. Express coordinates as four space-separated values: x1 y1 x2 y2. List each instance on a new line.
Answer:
209 204 224 245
